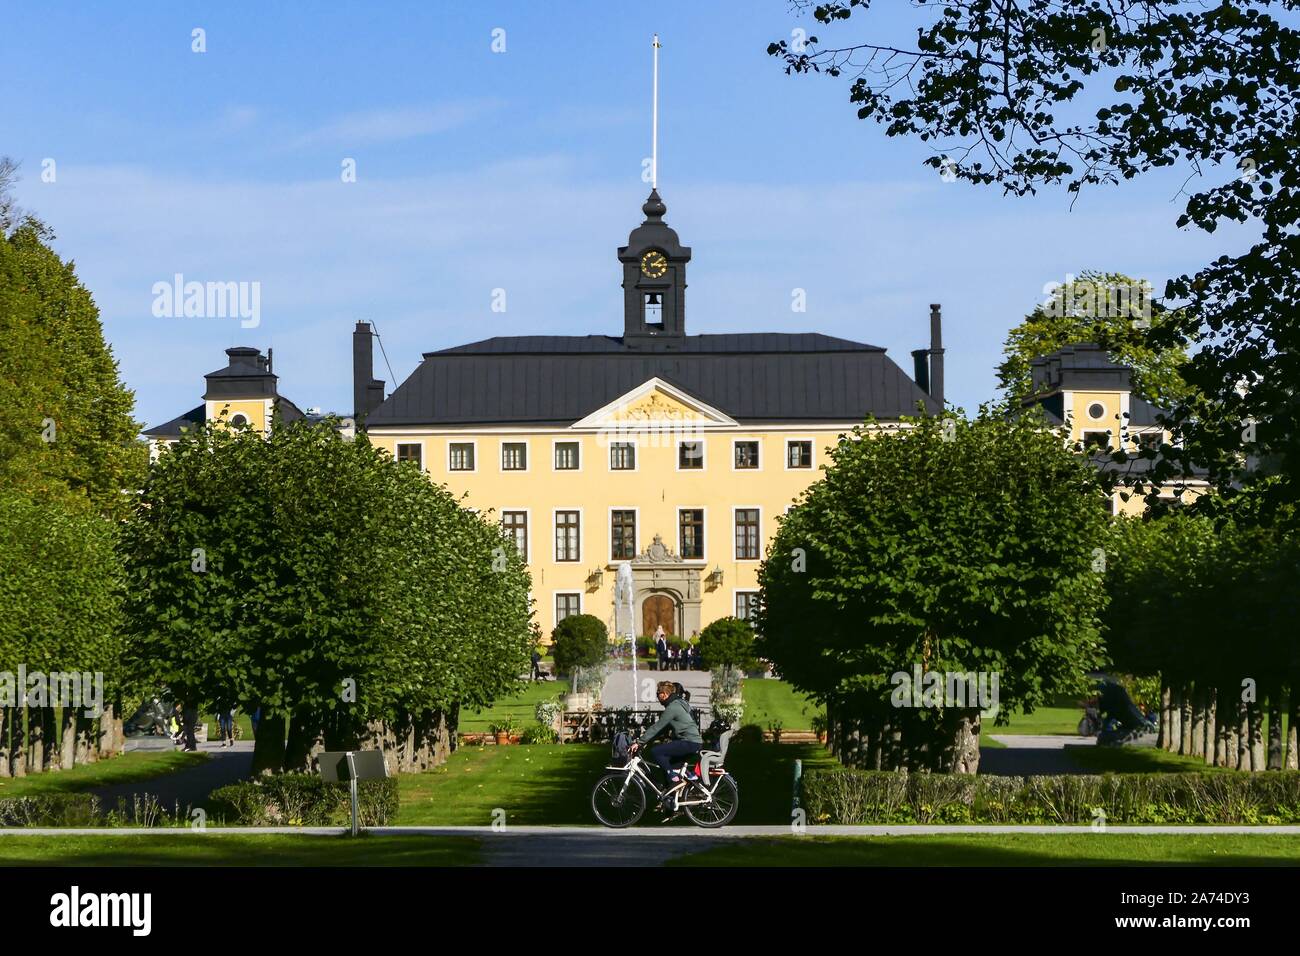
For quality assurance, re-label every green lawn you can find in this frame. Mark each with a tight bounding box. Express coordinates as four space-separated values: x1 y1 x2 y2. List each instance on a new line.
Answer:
671 833 1300 867
742 679 823 731
0 751 208 798
1067 745 1231 774
397 740 840 826
987 706 1085 736
0 834 480 866
458 681 567 734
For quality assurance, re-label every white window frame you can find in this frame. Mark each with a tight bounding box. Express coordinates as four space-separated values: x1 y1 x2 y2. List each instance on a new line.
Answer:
448 439 478 472
553 507 583 563
784 437 815 471
500 507 531 564
731 438 762 472
500 439 529 473
733 589 761 623
608 438 639 473
675 437 706 472
395 440 426 473
554 591 583 626
733 505 762 562
552 438 582 473
608 505 640 563
676 506 707 562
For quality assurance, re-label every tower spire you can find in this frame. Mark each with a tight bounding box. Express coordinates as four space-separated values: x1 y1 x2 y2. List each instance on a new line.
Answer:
651 34 660 190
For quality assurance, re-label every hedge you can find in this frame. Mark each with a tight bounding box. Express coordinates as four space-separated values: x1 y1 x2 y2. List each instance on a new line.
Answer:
0 794 102 827
208 775 400 826
801 769 1300 825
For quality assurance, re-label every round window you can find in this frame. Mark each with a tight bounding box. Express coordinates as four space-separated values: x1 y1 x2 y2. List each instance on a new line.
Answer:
230 413 248 427
1087 402 1106 420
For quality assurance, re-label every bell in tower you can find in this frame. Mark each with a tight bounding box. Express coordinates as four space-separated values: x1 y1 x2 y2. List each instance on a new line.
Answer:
618 189 691 348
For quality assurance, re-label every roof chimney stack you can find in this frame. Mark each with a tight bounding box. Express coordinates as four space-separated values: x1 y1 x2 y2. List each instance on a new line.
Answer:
352 321 385 423
929 303 945 408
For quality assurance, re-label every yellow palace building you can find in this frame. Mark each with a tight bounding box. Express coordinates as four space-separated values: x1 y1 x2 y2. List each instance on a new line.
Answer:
356 189 944 639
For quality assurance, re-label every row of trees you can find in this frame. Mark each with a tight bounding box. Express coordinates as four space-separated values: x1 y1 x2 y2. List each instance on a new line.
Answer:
757 411 1111 774
122 419 536 775
0 159 145 777
1108 501 1300 771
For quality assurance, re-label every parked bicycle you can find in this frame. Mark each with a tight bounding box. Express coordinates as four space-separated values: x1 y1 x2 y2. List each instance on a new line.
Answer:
591 721 738 828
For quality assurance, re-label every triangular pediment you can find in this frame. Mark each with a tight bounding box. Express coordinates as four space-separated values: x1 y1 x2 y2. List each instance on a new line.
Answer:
571 378 737 430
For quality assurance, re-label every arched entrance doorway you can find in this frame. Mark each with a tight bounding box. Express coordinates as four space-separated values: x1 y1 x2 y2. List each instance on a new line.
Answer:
642 593 677 637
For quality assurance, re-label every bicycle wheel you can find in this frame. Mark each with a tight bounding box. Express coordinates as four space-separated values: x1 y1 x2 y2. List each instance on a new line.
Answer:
684 774 739 828
591 773 647 828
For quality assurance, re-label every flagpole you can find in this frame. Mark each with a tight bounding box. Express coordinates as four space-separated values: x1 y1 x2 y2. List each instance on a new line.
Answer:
652 34 660 190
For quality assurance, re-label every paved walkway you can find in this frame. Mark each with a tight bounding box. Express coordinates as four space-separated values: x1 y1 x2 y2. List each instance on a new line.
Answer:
980 734 1096 775
94 740 253 818
600 667 713 717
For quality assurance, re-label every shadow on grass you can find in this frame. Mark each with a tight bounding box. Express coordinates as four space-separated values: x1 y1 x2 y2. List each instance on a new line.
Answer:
0 834 481 867
0 751 209 798
670 834 1300 867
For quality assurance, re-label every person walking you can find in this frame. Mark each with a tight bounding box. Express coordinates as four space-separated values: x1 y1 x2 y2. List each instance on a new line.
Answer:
654 625 667 672
215 702 236 748
530 647 543 681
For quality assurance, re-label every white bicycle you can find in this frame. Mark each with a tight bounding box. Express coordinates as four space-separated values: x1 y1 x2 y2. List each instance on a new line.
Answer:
591 733 738 829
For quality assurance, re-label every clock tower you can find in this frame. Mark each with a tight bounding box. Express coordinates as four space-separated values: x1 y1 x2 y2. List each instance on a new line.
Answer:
618 189 691 347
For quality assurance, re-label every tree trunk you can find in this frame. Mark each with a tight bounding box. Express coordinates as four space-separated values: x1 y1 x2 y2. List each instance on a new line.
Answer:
27 706 46 773
1164 686 1175 749
60 707 78 771
1203 686 1217 767
1287 683 1299 771
1190 685 1205 759
97 704 115 759
11 708 25 777
944 709 981 774
1248 699 1265 771
0 706 8 779
1267 689 1284 771
1236 697 1251 770
1178 685 1194 756
1214 689 1230 768
251 712 287 775
75 712 96 764
1168 686 1182 754
283 710 325 773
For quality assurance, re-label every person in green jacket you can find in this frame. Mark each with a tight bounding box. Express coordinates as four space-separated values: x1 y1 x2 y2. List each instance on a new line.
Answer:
631 681 702 801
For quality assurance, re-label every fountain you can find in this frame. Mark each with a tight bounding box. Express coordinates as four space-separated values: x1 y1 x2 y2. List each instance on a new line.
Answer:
614 561 638 708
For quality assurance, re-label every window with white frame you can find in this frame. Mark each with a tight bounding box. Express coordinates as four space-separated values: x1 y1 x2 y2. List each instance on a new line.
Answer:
556 593 581 623
554 441 580 470
449 442 476 471
736 591 760 623
501 511 528 558
678 440 704 470
396 443 423 470
611 510 637 561
787 440 813 468
734 440 759 469
734 508 760 560
555 510 581 562
501 442 527 471
679 509 704 559
610 442 636 470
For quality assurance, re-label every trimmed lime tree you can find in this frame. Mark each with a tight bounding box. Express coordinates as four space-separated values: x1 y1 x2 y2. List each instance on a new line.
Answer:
121 418 534 775
698 616 759 673
757 410 1111 773
550 614 608 675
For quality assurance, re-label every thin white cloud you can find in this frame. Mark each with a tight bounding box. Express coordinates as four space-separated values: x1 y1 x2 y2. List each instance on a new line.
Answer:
284 101 501 149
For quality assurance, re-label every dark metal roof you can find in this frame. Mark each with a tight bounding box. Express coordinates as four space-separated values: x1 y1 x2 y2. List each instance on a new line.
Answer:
372 333 935 426
431 333 882 357
142 404 204 439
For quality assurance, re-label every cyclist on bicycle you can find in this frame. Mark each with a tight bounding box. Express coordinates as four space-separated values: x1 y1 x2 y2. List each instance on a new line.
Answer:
630 680 702 807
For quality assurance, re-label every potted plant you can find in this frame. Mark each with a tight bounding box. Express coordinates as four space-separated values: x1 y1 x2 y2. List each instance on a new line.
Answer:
489 717 518 746
811 713 828 745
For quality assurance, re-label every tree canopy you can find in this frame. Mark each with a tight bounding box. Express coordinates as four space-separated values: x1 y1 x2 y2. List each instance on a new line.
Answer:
770 2 1300 511
757 410 1111 772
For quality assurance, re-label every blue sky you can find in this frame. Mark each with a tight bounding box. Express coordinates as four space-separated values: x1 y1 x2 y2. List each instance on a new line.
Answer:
3 1 1252 428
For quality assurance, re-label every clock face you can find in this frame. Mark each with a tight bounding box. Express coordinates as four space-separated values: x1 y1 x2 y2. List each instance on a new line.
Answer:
640 250 668 279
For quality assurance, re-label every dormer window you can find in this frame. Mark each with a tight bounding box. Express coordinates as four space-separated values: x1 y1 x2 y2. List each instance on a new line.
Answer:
643 292 663 330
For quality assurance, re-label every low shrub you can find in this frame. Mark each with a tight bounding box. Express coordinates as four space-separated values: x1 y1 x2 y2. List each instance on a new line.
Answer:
521 722 559 745
0 794 102 827
800 769 1300 825
208 774 400 826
